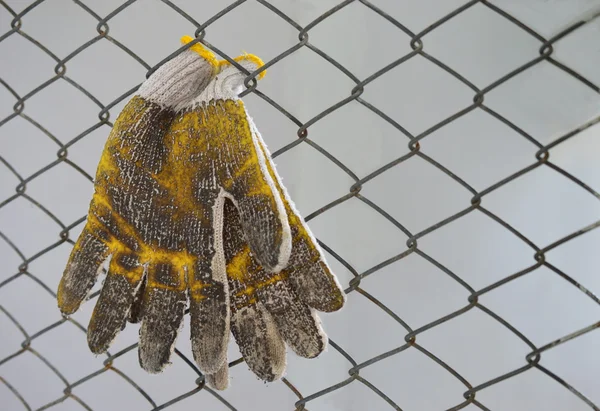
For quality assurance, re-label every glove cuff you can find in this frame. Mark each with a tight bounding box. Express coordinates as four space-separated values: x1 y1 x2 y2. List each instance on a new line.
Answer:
180 35 219 69
180 53 266 109
137 36 218 108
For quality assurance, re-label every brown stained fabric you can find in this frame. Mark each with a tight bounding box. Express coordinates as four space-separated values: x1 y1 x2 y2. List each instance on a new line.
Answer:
58 96 174 318
230 125 347 313
60 92 293 376
59 95 195 372
206 362 230 391
188 273 229 374
58 227 110 315
88 253 144 353
138 264 187 373
166 99 294 374
168 99 290 270
61 49 343 382
257 281 324 359
230 304 286 382
54 48 285 377
221 198 328 383
287 260 343 313
253 135 346 313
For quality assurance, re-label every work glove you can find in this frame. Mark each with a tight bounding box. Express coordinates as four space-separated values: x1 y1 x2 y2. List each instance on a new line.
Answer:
128 52 299 376
57 36 228 372
190 56 346 389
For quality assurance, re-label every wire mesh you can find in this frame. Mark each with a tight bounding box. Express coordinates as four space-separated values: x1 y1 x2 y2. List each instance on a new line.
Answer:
0 0 599 410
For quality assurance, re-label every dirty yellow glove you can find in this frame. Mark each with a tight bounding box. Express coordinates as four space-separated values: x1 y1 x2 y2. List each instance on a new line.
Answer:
122 53 295 376
57 36 222 372
199 57 346 390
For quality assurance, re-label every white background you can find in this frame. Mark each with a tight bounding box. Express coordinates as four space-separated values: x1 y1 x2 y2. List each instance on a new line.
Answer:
1 0 599 410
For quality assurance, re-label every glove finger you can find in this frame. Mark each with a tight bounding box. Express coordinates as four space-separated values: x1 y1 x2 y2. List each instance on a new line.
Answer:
189 289 228 374
206 362 229 391
222 195 325 365
58 224 110 315
188 260 229 374
138 262 187 373
88 252 145 353
287 260 345 313
258 281 326 359
188 194 230 374
212 102 291 273
223 200 287 382
230 302 286 382
253 131 345 312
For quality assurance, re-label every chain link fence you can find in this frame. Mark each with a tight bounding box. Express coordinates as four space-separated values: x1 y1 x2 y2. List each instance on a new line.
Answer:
1 0 599 410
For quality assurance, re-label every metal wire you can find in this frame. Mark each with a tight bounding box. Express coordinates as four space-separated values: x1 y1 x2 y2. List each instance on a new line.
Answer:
1 0 599 410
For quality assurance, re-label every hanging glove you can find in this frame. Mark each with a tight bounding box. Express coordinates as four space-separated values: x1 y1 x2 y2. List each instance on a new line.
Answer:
125 52 302 376
100 52 295 374
194 56 346 390
57 36 224 372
